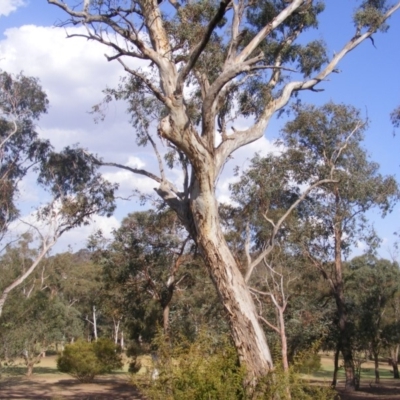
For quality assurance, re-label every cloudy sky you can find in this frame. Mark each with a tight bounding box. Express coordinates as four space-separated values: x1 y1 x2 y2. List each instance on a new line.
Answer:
1 0 400 256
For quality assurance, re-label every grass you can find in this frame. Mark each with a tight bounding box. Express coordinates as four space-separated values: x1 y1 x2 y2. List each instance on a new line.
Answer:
307 354 395 382
1 354 132 378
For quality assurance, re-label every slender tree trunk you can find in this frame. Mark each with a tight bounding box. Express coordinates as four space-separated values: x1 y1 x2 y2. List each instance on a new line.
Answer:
278 309 289 373
191 186 273 380
332 191 356 391
390 346 400 379
332 344 340 387
393 362 400 379
278 309 291 399
163 304 170 336
160 282 174 336
113 317 120 345
26 362 34 377
371 350 379 384
92 306 98 341
120 331 124 350
339 312 356 391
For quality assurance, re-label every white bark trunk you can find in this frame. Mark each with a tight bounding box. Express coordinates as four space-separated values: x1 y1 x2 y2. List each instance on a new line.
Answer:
191 184 273 378
113 317 120 345
93 305 98 341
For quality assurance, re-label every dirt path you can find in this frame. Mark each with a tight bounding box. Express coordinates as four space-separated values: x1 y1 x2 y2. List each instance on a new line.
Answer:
0 374 145 400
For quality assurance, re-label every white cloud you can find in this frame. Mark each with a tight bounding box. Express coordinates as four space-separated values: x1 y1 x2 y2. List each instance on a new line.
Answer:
0 0 25 17
52 214 120 253
0 25 142 153
126 156 146 169
103 169 156 195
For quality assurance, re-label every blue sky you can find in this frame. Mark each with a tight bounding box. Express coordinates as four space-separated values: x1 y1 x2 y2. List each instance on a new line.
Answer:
1 0 400 257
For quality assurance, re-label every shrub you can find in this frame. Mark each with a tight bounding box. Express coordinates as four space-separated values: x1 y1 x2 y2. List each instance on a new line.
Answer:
92 338 123 373
134 330 246 400
57 338 122 382
133 330 336 400
294 352 322 374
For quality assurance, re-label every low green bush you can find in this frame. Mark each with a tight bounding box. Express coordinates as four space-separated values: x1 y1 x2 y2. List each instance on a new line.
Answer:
57 338 122 382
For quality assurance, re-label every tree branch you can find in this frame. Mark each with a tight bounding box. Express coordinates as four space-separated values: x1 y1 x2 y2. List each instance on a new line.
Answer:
245 177 338 282
176 0 231 94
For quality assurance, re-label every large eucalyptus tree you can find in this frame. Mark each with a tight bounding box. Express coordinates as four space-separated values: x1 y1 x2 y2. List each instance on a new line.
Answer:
47 0 400 379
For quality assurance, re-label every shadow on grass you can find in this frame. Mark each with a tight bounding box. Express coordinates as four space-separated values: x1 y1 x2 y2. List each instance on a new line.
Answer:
2 366 57 376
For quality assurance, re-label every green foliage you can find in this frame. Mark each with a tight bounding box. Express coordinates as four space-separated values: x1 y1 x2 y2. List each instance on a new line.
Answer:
92 338 123 373
135 330 335 400
0 287 77 375
0 70 50 232
391 105 400 128
293 352 322 375
57 338 122 383
135 330 247 400
354 0 390 31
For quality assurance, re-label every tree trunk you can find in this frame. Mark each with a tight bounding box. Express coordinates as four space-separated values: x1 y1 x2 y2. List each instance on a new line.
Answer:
332 344 340 388
92 305 98 341
333 193 356 392
113 317 120 345
163 304 170 336
341 338 356 391
278 308 289 373
120 331 125 350
278 309 291 399
191 186 273 380
393 362 400 379
26 362 34 377
373 351 380 384
390 346 400 379
334 286 356 390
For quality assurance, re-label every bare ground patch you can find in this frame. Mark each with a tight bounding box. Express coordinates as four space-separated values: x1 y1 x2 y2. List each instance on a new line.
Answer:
336 380 400 400
0 374 145 400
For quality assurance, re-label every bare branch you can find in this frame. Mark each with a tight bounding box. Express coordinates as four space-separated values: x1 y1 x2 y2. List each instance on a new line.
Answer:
47 0 165 67
236 0 306 63
258 315 280 334
245 177 338 282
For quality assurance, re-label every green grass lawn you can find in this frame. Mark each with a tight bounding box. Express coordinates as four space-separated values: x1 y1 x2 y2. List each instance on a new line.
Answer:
308 354 395 382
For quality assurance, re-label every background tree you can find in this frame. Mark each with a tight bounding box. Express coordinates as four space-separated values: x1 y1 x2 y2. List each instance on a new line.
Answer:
0 285 82 376
93 209 226 347
0 70 50 238
346 255 400 384
277 102 399 390
47 0 400 380
0 147 117 316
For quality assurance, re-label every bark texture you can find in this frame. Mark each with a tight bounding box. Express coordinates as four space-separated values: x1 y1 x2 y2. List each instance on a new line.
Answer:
190 184 273 375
